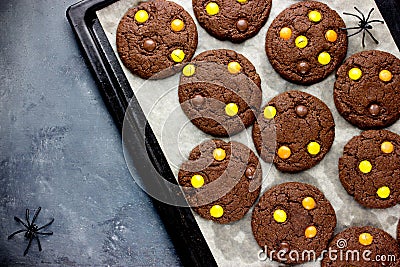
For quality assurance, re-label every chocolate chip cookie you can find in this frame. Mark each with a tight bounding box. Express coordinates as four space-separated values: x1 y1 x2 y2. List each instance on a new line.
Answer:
116 0 198 79
252 90 335 173
339 130 400 209
334 50 400 129
252 182 336 264
178 139 262 224
266 1 348 84
179 49 262 137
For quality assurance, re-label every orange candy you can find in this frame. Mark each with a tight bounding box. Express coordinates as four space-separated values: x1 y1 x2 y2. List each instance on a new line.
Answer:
302 197 316 210
305 226 317 238
359 233 373 246
381 141 394 154
280 27 292 40
325 30 338 42
278 146 291 159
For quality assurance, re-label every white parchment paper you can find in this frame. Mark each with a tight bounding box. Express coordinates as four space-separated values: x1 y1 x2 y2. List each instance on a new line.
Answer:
97 1 400 266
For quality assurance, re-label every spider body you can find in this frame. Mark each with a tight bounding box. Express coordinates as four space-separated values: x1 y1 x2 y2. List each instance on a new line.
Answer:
342 7 384 47
8 207 54 256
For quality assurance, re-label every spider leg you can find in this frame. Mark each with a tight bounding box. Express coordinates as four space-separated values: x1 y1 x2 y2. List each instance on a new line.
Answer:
366 8 374 21
8 229 26 239
354 7 366 21
36 231 53 235
347 28 364 38
341 26 362 30
23 236 34 256
14 216 29 229
366 28 380 44
31 207 42 225
37 218 54 231
362 30 366 48
368 20 385 24
35 235 42 252
25 209 31 227
343 12 363 21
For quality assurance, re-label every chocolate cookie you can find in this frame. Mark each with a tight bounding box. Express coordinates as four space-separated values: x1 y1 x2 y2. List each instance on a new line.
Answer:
252 182 336 264
322 226 400 267
178 139 262 224
266 1 348 84
178 49 262 137
339 130 400 209
334 50 400 129
192 0 272 43
116 0 198 79
252 90 335 173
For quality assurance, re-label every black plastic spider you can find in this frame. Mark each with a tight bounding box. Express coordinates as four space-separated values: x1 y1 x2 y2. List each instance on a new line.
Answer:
342 7 384 47
8 207 54 256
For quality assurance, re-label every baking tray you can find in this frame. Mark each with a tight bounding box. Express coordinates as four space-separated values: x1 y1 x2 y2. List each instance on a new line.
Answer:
66 0 400 266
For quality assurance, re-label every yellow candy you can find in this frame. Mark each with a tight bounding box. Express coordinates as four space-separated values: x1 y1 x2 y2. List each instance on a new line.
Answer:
295 35 308 49
308 10 322 22
318 52 331 65
302 197 316 210
349 68 362 81
171 19 185 32
307 142 321 156
280 27 292 40
379 70 393 82
135 10 149 23
359 160 372 174
359 233 373 246
171 49 185 63
264 106 277 120
377 186 390 199
325 30 338 42
381 141 394 154
227 62 241 74
191 175 205 188
225 103 239 116
237 0 247 3
210 205 224 218
273 209 287 223
213 148 226 161
182 64 196 77
278 146 291 159
305 226 317 238
206 2 219 16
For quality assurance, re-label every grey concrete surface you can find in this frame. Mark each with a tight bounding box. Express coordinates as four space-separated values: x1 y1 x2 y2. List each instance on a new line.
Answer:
0 1 181 266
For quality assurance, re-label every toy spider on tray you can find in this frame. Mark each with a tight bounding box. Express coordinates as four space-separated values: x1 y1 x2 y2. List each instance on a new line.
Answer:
342 7 385 47
8 207 54 256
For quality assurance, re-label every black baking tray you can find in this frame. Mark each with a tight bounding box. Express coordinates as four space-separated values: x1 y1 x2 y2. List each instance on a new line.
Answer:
66 0 400 266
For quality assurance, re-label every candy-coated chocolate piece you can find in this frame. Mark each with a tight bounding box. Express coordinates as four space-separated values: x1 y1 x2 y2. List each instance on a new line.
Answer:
280 27 292 40
206 2 219 16
295 35 308 48
143 39 156 52
377 186 390 199
171 49 185 62
171 19 185 32
264 106 276 119
191 174 205 188
359 233 373 246
368 104 380 116
307 142 321 156
225 103 239 116
227 61 241 74
295 105 308 117
213 148 226 161
297 62 310 75
308 10 322 22
278 146 291 159
191 95 204 107
210 205 224 218
245 166 255 179
318 52 331 65
237 0 247 3
302 197 316 210
381 141 394 154
325 30 338 42
135 10 149 23
348 67 362 81
279 242 290 254
379 69 392 82
305 226 317 238
359 160 372 174
183 64 196 77
273 209 287 223
236 19 249 32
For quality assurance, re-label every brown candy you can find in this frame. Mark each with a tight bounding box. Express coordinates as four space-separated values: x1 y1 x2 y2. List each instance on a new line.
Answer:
297 61 310 75
245 166 255 179
143 39 156 52
191 95 205 107
236 19 249 32
369 104 380 116
295 105 308 117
